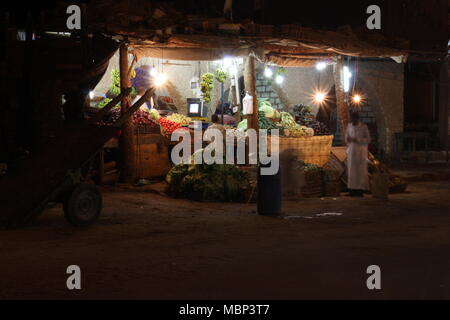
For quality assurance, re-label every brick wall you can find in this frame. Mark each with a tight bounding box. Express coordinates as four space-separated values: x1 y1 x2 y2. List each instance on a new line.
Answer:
256 72 284 110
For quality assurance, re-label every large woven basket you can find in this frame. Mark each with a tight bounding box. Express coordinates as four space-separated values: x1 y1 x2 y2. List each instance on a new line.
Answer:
269 135 333 167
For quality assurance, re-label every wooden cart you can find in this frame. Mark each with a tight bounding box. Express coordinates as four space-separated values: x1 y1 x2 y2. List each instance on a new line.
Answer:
0 89 153 228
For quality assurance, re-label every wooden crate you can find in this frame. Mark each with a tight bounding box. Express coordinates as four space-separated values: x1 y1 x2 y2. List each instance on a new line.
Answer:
132 133 171 178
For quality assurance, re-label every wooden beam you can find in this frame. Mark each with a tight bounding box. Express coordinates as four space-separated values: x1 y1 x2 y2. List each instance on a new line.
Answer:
243 56 259 131
114 89 155 128
89 88 132 124
119 42 135 183
438 58 449 150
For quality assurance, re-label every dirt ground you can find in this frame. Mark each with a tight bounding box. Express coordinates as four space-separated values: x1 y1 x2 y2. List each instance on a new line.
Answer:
1 180 450 300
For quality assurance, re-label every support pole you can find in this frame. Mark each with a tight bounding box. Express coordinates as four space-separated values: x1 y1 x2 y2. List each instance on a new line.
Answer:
119 43 134 183
334 56 349 145
438 58 449 151
243 56 259 131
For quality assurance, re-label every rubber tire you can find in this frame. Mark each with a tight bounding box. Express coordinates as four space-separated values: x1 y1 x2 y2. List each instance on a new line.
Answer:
63 183 102 227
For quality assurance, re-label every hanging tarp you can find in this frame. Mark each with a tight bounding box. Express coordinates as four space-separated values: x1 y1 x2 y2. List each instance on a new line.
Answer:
131 47 251 62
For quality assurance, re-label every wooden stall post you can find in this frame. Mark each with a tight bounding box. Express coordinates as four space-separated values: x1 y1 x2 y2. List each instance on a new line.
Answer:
244 56 259 131
438 59 449 151
334 56 349 145
119 43 135 183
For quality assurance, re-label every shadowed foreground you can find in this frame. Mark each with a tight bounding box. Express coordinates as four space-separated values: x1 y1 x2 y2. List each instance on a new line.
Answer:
1 181 450 299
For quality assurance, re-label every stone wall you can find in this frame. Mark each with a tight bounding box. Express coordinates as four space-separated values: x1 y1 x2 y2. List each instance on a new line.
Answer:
255 63 335 114
356 60 405 157
256 72 284 110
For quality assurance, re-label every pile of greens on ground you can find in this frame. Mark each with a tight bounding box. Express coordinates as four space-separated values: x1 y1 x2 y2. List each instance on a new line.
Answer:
166 163 250 202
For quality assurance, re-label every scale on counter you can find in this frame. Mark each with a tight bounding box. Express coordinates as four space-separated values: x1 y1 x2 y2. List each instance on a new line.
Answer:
187 98 207 118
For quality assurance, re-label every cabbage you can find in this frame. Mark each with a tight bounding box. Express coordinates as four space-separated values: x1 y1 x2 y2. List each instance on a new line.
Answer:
237 119 248 130
259 105 275 118
147 108 160 120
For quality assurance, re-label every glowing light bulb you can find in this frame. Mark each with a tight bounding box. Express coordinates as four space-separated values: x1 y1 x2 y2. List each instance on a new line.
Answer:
275 74 284 84
89 91 95 99
316 62 327 71
223 57 232 68
314 92 326 104
352 94 362 104
155 73 167 86
264 67 273 78
149 68 158 77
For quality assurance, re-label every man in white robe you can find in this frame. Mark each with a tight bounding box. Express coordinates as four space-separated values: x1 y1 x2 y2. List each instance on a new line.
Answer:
345 111 371 197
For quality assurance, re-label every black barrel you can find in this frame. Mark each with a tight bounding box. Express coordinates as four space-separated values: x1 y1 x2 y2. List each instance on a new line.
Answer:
257 163 282 216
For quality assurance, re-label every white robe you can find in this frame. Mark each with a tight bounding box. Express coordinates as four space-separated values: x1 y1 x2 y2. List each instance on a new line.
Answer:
345 122 371 190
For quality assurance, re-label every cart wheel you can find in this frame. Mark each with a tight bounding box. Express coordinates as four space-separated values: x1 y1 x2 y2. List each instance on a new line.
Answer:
63 183 102 227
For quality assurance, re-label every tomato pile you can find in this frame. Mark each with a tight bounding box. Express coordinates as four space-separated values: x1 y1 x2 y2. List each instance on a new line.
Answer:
159 117 188 135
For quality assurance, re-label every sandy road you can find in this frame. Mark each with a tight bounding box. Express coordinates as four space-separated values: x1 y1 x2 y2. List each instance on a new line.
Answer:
1 181 450 299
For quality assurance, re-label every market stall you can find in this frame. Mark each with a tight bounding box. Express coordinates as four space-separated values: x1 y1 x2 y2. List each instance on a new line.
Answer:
87 46 344 201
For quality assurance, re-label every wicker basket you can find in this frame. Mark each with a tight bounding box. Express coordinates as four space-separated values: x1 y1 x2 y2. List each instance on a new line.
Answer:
301 170 323 198
269 135 333 167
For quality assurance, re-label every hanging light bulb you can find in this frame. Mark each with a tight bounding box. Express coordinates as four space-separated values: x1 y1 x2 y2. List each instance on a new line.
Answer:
149 67 158 77
352 94 362 104
316 62 327 71
89 91 95 99
275 74 284 84
223 57 233 69
264 67 273 78
155 73 167 86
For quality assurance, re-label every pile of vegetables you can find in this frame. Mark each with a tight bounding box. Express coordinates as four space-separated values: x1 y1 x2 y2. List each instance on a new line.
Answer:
166 113 191 126
258 99 281 120
280 112 313 137
159 117 187 135
259 111 281 135
132 110 159 128
166 162 250 202
96 108 121 126
296 160 322 172
146 108 160 120
293 104 330 136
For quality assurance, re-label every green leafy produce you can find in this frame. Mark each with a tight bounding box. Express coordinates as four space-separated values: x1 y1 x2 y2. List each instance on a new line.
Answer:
237 119 248 130
166 162 250 202
97 98 111 109
147 108 160 120
259 105 275 119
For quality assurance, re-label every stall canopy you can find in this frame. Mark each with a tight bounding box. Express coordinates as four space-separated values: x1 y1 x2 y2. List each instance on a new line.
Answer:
86 1 445 66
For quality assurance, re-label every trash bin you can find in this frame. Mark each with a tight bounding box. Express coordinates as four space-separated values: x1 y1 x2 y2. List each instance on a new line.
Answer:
257 163 282 216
